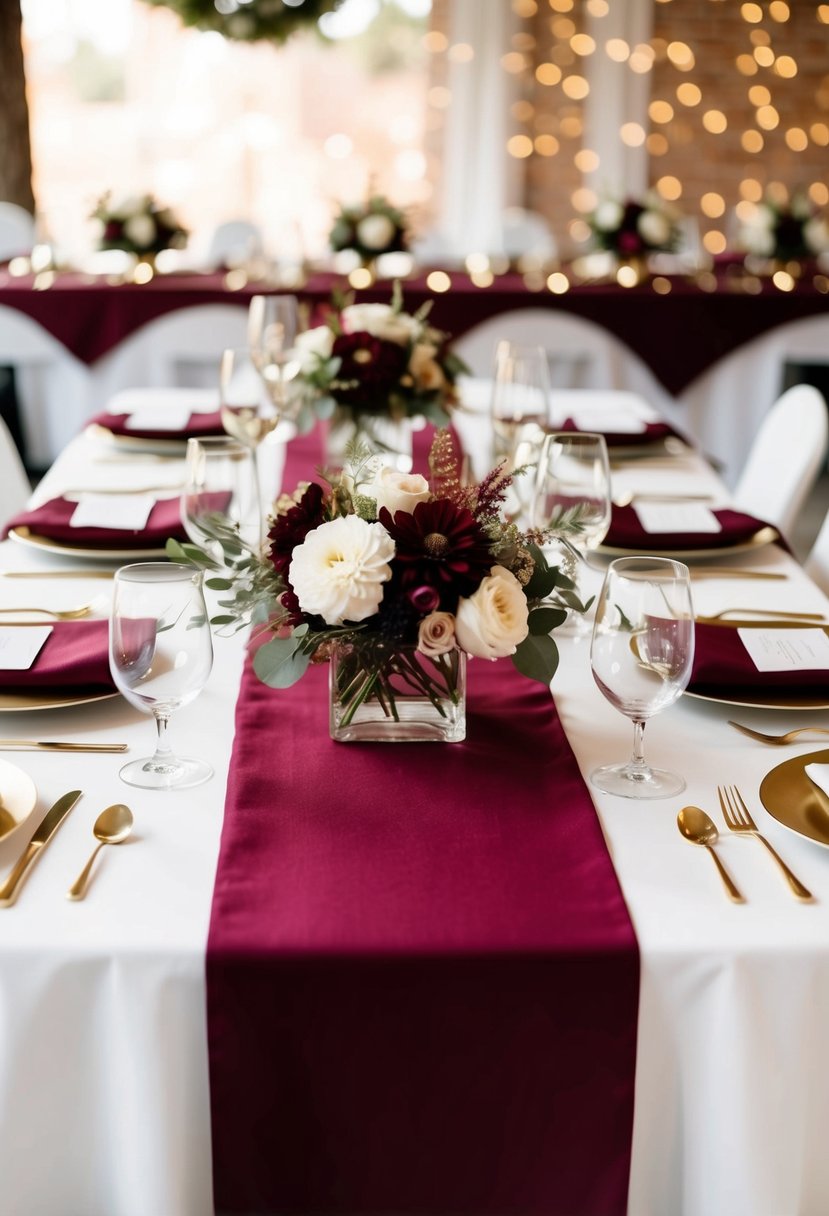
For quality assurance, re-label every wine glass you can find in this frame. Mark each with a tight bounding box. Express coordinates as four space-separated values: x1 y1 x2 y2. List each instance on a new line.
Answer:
109 563 214 790
247 293 301 417
182 435 261 558
532 431 611 632
490 341 551 521
589 556 695 799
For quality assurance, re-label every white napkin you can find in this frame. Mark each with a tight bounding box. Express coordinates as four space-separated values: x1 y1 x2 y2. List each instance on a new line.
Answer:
107 387 218 416
806 764 829 802
71 494 156 531
124 407 192 432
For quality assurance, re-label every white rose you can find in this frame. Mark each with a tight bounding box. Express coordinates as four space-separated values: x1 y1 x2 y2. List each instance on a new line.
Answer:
753 204 775 230
289 515 395 626
371 466 431 518
741 223 775 256
123 214 156 249
408 342 446 392
805 217 829 255
417 611 456 658
112 194 145 220
455 565 529 660
294 324 334 370
341 303 421 346
593 200 623 232
637 209 671 247
356 213 396 251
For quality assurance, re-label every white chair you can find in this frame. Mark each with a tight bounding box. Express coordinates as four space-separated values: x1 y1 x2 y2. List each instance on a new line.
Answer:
0 411 31 520
88 304 249 409
732 383 828 540
0 304 92 468
805 507 829 594
0 203 35 261
453 307 645 391
206 221 264 268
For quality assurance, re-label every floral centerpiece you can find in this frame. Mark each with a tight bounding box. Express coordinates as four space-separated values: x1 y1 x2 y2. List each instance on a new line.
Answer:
329 195 410 264
167 433 587 742
739 191 829 263
587 194 680 259
291 284 467 462
92 192 188 259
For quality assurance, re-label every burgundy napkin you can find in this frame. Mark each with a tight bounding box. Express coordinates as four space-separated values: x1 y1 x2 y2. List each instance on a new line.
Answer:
688 621 829 698
0 620 114 694
604 505 776 551
560 417 678 447
3 495 186 548
88 410 225 440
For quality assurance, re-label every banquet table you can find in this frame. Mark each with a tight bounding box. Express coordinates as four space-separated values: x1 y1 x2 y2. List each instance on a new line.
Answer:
1 398 829 1215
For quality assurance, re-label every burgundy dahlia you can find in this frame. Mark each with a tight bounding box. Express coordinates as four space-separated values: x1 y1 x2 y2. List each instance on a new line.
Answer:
267 481 325 577
379 498 493 610
330 331 409 412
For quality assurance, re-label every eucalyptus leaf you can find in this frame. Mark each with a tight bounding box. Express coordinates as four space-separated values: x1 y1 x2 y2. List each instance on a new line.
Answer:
511 634 560 686
253 636 311 689
528 606 568 636
205 577 233 591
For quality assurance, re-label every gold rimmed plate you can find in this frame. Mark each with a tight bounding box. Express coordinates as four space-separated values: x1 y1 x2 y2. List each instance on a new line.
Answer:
8 527 166 562
684 689 829 712
0 689 120 713
0 758 38 844
87 422 219 455
760 747 829 849
599 525 779 561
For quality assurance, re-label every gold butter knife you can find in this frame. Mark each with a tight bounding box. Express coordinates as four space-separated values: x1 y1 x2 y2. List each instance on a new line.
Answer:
0 741 127 752
0 790 82 907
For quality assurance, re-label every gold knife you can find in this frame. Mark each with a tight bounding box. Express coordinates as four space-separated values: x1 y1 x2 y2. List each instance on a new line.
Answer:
0 790 82 907
0 741 127 752
695 617 828 629
688 568 788 581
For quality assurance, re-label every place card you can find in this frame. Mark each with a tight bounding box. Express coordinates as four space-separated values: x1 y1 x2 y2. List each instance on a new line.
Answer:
0 625 51 671
70 494 156 531
124 408 192 432
738 628 829 673
633 503 722 534
568 410 646 434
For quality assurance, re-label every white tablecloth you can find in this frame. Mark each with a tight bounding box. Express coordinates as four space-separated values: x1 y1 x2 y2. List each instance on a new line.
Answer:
1 408 829 1215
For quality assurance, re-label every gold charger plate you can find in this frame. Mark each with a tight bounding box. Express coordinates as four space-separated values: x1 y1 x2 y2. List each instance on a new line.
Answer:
87 423 190 454
760 747 829 849
0 757 38 844
0 689 119 713
684 689 829 712
598 525 779 561
8 526 166 561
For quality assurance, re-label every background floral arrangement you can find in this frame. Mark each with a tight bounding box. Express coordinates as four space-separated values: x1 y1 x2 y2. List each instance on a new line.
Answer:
168 433 586 723
587 193 680 256
291 284 467 432
329 195 410 262
92 192 188 257
738 191 829 261
140 0 343 43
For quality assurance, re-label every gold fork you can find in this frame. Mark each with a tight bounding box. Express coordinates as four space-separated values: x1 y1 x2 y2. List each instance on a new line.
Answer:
0 604 95 621
717 784 813 901
728 720 829 746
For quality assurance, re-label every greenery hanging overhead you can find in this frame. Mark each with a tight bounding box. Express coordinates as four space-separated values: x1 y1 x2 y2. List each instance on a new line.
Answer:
141 0 345 44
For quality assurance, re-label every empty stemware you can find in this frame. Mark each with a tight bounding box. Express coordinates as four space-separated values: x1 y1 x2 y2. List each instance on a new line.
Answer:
182 435 260 559
589 556 695 798
109 563 214 790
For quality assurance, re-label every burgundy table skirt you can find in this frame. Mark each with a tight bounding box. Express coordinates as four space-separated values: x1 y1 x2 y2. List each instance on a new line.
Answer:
207 653 640 1216
2 267 827 395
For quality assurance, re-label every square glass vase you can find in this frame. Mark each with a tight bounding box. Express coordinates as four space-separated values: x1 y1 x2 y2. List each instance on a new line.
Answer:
329 642 466 743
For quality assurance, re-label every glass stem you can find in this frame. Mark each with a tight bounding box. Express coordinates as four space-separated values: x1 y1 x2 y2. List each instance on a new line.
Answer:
152 712 175 764
628 718 650 781
251 448 264 552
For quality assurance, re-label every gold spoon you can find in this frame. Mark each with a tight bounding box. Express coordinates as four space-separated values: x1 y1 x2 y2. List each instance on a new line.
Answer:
66 803 134 901
0 603 96 620
677 806 745 903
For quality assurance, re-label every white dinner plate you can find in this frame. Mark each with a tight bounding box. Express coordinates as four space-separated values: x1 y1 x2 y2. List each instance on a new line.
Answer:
87 423 191 456
8 527 167 562
0 758 38 844
598 525 779 561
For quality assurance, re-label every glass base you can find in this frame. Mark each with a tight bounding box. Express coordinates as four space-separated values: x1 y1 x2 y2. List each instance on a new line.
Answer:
330 645 466 743
119 755 214 791
590 761 685 800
